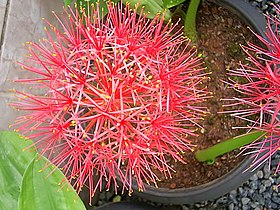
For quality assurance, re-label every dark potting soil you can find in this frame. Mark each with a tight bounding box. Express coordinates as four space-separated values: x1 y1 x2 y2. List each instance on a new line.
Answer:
155 1 258 189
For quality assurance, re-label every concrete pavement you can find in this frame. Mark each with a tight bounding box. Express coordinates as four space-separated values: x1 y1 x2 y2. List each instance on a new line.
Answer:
0 0 63 130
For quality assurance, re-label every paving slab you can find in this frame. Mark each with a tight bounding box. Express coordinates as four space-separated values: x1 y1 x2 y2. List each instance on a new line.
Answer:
0 0 63 130
0 93 18 130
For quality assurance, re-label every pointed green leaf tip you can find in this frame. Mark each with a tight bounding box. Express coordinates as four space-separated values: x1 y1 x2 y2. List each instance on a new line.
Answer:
0 131 37 210
195 131 266 163
64 0 73 6
18 154 86 210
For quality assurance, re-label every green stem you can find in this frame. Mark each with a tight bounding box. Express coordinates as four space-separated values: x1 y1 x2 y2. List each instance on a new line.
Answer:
195 131 266 164
183 0 201 42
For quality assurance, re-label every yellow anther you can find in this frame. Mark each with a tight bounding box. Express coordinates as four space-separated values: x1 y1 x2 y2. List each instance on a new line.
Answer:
70 120 76 126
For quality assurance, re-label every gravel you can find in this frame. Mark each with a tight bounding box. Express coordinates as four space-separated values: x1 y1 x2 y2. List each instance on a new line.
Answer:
91 1 280 209
174 153 280 209
249 0 280 14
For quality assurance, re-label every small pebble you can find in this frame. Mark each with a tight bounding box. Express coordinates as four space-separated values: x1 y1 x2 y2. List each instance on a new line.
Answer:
257 170 264 179
250 202 257 208
263 164 271 179
263 192 271 199
228 203 234 210
182 206 191 210
251 1 259 7
112 195 122 203
216 196 227 204
249 181 258 190
263 179 272 187
250 173 258 181
272 196 280 204
241 197 250 205
269 176 275 184
259 185 266 194
169 183 177 189
271 202 279 209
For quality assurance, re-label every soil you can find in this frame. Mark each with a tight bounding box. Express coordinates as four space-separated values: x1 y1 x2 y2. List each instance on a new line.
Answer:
155 1 258 189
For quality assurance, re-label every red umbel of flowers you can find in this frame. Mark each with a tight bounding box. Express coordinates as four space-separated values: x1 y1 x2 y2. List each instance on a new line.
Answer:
222 5 280 174
11 2 209 200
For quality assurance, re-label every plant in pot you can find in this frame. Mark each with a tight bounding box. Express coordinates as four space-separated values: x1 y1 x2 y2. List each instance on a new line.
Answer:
3 0 278 208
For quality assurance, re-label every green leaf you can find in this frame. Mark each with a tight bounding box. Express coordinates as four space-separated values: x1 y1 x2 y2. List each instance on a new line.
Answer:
64 0 73 6
125 0 171 20
18 154 86 210
163 0 186 8
0 131 37 210
195 131 266 163
76 0 120 17
98 0 120 16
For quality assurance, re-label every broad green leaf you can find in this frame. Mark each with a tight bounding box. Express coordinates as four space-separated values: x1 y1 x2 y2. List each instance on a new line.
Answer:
18 154 86 210
0 131 37 210
163 0 186 9
125 0 171 20
64 0 73 6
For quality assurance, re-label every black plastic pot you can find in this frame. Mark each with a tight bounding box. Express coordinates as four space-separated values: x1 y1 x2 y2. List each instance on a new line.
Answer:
130 0 267 205
95 202 161 210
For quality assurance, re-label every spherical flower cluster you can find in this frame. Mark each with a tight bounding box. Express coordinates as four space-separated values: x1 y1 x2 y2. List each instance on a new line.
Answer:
12 2 208 199
224 5 280 173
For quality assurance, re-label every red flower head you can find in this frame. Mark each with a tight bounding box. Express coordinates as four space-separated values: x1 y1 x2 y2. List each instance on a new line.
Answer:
223 5 280 174
11 2 208 200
